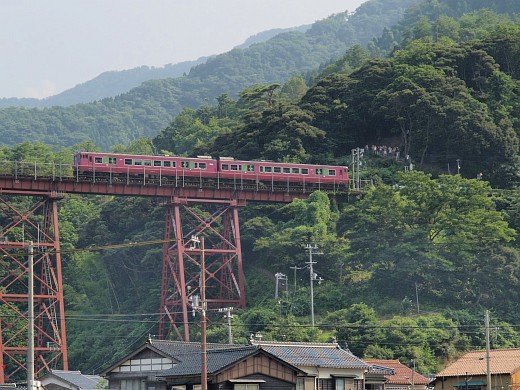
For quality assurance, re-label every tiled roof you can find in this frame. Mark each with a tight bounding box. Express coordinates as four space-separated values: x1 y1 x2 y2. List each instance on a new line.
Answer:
437 349 520 377
251 341 370 369
149 339 238 358
157 345 262 376
365 360 430 385
45 370 105 389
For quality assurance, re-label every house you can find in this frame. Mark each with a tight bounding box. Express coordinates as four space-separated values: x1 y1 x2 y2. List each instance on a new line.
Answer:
102 339 304 390
39 370 106 390
250 340 372 390
434 348 520 390
157 345 305 390
365 360 430 390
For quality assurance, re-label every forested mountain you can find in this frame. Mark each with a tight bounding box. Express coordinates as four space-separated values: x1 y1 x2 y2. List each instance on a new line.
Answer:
0 60 207 108
0 0 419 150
0 26 307 109
2 0 520 382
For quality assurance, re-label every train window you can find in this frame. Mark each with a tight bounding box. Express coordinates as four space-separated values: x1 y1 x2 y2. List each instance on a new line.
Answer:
230 165 239 171
163 161 171 167
199 163 206 169
247 165 255 172
292 168 299 174
283 167 290 173
316 168 324 175
222 164 229 170
144 160 152 166
265 167 272 173
154 161 162 167
328 169 336 176
274 167 281 173
302 168 309 174
125 159 132 165
134 160 143 166
95 157 102 164
260 166 264 173
181 161 189 168
109 157 117 164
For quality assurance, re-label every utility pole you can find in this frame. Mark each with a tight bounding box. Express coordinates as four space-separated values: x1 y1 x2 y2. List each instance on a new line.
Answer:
27 241 34 390
415 282 419 314
200 237 207 390
485 310 491 390
218 307 234 344
305 244 323 327
351 148 363 189
411 358 415 390
274 273 286 298
289 266 304 291
190 236 207 390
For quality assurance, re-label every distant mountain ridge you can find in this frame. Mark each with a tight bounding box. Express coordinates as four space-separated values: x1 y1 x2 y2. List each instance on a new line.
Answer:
0 0 422 149
0 26 307 109
0 59 207 109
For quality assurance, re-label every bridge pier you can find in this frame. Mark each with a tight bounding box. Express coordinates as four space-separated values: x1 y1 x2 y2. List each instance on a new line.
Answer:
158 197 246 341
0 194 68 383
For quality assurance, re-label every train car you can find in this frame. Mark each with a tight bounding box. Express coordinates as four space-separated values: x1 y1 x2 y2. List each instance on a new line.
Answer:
73 152 218 185
73 152 348 192
217 158 348 192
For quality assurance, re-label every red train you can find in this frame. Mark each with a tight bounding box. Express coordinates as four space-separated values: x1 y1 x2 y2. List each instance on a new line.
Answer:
73 152 349 192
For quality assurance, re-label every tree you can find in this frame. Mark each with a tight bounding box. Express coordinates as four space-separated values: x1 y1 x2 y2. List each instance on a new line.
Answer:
344 171 516 308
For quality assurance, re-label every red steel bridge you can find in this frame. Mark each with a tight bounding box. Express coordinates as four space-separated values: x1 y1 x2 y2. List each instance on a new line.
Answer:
0 161 354 383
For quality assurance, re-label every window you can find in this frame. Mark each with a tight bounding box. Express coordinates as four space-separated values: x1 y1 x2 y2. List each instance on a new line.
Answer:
124 159 133 165
247 165 255 172
296 378 305 390
109 157 117 164
316 168 324 175
336 378 346 390
234 385 259 390
317 379 334 390
283 167 290 173
163 161 171 167
292 168 299 174
231 165 239 171
134 160 143 166
120 379 145 390
264 166 272 173
153 161 162 167
301 168 309 174
273 167 281 173
222 164 229 170
95 157 102 164
328 169 336 176
144 160 152 166
198 163 207 169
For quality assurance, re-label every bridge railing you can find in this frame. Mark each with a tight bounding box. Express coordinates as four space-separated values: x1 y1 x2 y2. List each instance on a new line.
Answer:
0 160 74 180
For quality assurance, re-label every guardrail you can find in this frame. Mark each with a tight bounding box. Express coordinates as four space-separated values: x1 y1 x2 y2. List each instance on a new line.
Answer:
0 161 74 180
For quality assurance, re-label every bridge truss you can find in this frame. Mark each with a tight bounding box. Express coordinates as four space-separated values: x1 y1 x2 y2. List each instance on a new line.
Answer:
158 197 246 341
0 192 68 383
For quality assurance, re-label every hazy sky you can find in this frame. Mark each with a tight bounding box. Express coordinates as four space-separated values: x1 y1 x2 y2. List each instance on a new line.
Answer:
1 0 367 99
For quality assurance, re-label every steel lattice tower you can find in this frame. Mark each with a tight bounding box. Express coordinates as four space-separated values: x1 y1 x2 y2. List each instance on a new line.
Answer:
158 197 246 341
0 194 68 383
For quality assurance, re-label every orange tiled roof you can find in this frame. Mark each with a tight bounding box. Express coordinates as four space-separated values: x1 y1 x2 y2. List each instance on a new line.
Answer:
437 349 520 377
365 359 431 385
